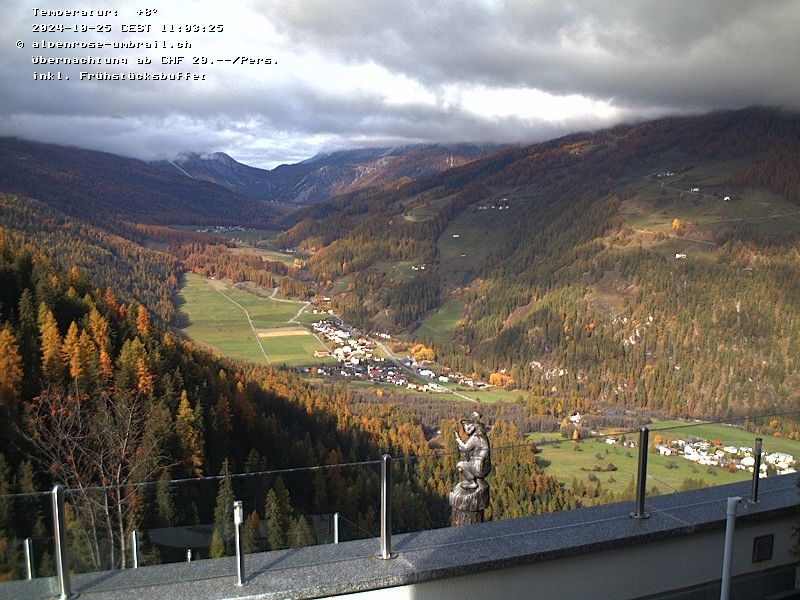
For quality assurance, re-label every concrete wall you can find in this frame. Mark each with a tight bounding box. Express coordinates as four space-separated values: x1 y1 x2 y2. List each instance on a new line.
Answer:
333 507 797 600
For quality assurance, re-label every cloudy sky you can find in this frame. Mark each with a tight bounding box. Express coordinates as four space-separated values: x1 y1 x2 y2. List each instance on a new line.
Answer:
1 0 798 168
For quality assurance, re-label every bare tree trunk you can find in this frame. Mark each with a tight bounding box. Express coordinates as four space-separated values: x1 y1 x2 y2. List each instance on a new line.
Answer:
102 489 116 569
116 486 127 569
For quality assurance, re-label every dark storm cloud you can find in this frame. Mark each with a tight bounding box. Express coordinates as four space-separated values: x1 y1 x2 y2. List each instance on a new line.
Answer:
258 0 800 111
2 0 798 166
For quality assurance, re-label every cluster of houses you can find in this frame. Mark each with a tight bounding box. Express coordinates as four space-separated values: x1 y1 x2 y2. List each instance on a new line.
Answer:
309 319 444 390
307 318 492 393
311 319 376 365
651 438 796 476
476 200 510 211
194 225 248 234
398 358 491 391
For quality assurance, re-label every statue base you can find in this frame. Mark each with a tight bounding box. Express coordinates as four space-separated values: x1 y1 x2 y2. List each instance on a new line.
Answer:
449 479 489 527
451 507 484 527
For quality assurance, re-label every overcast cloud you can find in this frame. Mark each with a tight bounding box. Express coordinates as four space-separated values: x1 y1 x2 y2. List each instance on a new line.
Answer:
1 0 798 168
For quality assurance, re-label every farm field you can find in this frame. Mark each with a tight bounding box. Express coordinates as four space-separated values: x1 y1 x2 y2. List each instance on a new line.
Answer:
177 273 331 366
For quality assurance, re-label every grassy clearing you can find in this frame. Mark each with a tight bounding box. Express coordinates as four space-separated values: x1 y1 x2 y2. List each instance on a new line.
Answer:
227 229 282 243
372 260 419 282
293 311 332 325
212 284 300 329
178 273 329 366
229 246 297 267
426 382 523 404
416 300 463 343
622 166 800 237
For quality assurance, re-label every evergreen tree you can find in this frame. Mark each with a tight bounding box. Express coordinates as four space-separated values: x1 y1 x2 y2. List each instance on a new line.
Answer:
155 470 176 527
16 289 40 400
211 459 234 557
264 488 287 550
209 528 225 559
15 461 42 539
0 454 19 578
288 515 315 548
243 510 260 554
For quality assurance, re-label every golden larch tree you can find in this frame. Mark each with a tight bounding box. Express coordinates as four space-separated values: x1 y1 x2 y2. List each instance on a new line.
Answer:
38 303 63 383
87 306 110 352
135 305 150 338
61 321 83 382
0 327 23 412
175 391 204 477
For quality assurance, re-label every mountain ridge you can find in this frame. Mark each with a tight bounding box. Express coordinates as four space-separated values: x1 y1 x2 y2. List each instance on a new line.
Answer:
157 144 501 204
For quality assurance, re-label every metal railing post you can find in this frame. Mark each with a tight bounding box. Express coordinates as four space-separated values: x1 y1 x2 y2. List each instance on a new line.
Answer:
378 454 394 559
233 500 244 586
333 512 339 544
131 530 139 568
750 437 762 503
51 484 72 599
720 497 741 600
630 426 650 519
23 538 34 579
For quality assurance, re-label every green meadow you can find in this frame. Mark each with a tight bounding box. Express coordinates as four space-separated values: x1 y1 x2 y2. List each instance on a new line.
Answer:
177 273 330 366
416 300 463 344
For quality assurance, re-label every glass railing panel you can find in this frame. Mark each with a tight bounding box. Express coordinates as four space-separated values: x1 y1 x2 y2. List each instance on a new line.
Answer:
526 432 639 513
0 490 58 600
387 453 449 535
644 416 786 503
229 461 380 553
59 476 224 594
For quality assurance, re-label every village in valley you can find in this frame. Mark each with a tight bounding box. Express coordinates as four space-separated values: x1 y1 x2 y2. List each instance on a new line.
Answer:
599 430 796 477
307 317 491 393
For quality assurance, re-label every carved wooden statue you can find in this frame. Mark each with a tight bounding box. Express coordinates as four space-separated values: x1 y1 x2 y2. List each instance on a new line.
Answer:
449 411 491 526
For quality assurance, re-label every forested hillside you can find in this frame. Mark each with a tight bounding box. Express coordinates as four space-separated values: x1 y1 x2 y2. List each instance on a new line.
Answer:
279 108 800 419
0 138 276 228
0 234 592 577
0 193 183 323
